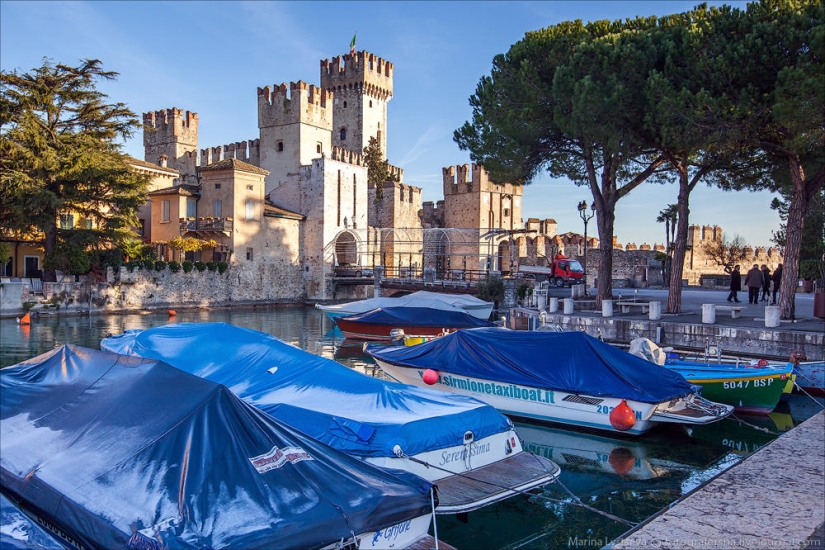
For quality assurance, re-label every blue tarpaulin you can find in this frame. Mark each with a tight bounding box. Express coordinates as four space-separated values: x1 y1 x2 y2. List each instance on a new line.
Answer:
0 345 433 549
366 328 694 404
339 306 496 329
102 323 511 458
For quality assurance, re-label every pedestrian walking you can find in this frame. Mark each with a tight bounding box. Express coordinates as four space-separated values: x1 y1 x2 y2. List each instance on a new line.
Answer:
744 263 764 304
727 265 742 303
760 264 771 302
771 263 783 305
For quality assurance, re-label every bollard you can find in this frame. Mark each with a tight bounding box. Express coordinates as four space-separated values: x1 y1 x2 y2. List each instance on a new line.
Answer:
549 297 559 313
702 304 716 324
648 301 662 321
562 298 575 314
765 305 780 328
602 299 613 318
536 291 546 310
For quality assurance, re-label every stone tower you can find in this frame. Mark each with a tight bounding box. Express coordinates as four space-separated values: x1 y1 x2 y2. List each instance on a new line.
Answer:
320 51 393 155
441 163 523 230
142 108 198 177
257 81 333 196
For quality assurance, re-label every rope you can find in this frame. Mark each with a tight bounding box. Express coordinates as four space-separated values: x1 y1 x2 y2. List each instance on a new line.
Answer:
730 413 782 435
394 446 637 527
792 378 825 409
430 488 439 550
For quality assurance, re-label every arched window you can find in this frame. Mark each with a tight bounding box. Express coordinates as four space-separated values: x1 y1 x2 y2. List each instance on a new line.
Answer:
339 128 347 141
277 141 284 152
343 101 347 108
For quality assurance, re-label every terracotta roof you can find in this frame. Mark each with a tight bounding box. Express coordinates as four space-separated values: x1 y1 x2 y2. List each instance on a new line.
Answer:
264 199 305 220
200 158 270 176
148 184 200 197
125 156 179 175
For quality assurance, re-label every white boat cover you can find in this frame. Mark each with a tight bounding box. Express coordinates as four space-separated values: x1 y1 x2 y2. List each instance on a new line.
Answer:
317 290 493 319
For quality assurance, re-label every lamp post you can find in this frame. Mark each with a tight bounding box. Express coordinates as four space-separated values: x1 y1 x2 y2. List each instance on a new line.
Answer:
577 200 596 293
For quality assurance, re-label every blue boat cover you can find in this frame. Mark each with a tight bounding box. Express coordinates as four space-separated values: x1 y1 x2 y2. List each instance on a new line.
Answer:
366 328 695 403
101 323 511 458
0 345 433 550
339 306 496 328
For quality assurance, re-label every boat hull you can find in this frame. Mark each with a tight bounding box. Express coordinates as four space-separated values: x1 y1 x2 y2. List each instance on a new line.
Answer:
795 361 825 396
373 359 732 436
665 362 793 414
336 319 447 342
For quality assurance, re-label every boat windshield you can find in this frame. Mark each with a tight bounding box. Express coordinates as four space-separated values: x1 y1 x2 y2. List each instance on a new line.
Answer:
568 260 584 273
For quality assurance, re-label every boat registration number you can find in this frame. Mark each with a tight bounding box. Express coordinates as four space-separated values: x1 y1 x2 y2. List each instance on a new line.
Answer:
722 378 773 390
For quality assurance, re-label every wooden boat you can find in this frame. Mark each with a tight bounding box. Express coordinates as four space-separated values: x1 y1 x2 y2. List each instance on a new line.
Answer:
792 358 825 396
365 328 733 436
0 345 439 550
316 290 494 321
102 323 560 515
629 337 799 412
336 306 496 342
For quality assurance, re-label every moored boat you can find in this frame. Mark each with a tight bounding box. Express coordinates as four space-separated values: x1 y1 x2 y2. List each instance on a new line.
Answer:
365 328 733 436
102 323 560 514
793 359 825 396
316 290 494 321
336 306 496 342
0 345 438 550
629 337 795 413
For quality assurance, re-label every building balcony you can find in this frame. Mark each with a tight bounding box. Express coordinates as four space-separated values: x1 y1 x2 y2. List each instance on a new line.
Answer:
179 217 233 236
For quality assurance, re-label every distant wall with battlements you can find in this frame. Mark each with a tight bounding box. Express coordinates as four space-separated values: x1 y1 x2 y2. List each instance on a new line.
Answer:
143 108 198 177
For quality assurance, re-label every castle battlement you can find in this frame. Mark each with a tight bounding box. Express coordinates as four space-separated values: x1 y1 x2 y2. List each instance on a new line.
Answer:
142 108 198 147
320 51 393 100
330 145 365 166
200 139 260 166
257 81 333 129
442 163 522 197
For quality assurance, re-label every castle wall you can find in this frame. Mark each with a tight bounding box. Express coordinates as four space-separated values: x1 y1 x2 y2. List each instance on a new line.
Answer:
442 163 522 230
368 181 422 229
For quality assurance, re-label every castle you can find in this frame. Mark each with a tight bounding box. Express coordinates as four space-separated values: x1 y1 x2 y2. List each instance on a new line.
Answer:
130 48 781 302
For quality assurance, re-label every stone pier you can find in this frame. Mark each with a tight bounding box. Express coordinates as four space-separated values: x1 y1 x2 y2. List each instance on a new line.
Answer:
609 410 825 549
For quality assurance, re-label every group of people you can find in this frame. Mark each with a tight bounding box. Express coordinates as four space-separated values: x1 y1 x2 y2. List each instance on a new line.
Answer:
727 263 783 305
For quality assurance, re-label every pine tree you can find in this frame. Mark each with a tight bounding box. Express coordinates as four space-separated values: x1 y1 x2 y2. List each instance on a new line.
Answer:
363 136 398 202
0 58 149 281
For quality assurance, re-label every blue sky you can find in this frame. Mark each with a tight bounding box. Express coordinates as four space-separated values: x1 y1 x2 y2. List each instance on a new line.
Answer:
1 0 781 249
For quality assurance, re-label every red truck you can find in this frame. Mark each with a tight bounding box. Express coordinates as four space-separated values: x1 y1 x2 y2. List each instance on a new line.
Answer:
516 254 585 288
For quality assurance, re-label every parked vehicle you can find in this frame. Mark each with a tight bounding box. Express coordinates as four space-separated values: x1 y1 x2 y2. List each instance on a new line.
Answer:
516 253 584 287
334 263 373 277
365 328 733 436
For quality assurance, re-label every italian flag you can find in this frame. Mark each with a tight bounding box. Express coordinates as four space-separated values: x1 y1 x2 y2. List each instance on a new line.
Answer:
349 33 356 55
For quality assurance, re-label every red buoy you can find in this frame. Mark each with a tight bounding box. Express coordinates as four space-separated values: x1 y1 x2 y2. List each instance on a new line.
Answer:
422 369 439 385
168 309 177 316
757 359 769 367
609 400 636 431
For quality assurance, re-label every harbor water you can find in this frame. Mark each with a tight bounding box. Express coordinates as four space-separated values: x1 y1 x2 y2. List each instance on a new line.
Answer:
1 306 822 549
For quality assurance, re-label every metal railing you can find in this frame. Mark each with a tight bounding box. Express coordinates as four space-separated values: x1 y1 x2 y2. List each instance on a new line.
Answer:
179 218 234 233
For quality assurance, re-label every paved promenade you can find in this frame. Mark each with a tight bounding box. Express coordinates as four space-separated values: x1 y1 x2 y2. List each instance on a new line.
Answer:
608 410 824 549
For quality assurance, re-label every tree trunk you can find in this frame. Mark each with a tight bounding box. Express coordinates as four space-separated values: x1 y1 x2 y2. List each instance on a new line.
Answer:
42 221 58 283
667 166 694 313
778 156 819 319
595 198 616 306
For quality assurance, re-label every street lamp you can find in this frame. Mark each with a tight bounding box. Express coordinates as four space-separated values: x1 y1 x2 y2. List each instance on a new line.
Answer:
577 200 596 293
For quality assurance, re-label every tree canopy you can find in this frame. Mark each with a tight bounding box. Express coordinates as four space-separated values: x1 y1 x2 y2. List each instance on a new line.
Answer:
363 136 398 202
455 0 823 316
0 58 149 281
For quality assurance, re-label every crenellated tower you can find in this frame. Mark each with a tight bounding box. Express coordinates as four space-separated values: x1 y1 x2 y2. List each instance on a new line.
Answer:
320 51 393 155
142 108 198 177
440 163 523 230
257 81 333 195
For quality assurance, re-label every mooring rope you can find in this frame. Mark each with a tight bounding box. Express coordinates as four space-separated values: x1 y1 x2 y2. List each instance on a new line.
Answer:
730 413 783 435
393 447 638 527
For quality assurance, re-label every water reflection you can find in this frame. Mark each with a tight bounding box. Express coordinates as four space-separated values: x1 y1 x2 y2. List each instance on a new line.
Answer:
0 307 821 549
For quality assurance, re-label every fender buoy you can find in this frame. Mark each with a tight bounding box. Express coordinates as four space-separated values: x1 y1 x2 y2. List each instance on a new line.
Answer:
168 310 177 316
757 359 769 367
608 447 635 475
422 369 439 385
19 313 31 325
609 400 636 431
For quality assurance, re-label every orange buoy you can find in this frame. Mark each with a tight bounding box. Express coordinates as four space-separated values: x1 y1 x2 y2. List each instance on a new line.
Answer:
19 313 31 325
609 400 636 431
168 310 177 316
422 369 439 385
608 447 635 475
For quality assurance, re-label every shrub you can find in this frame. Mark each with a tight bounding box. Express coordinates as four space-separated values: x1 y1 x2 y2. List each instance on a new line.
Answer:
154 260 167 271
194 261 206 272
182 260 194 273
168 260 181 273
143 259 155 270
125 260 141 272
217 261 228 274
206 261 217 272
